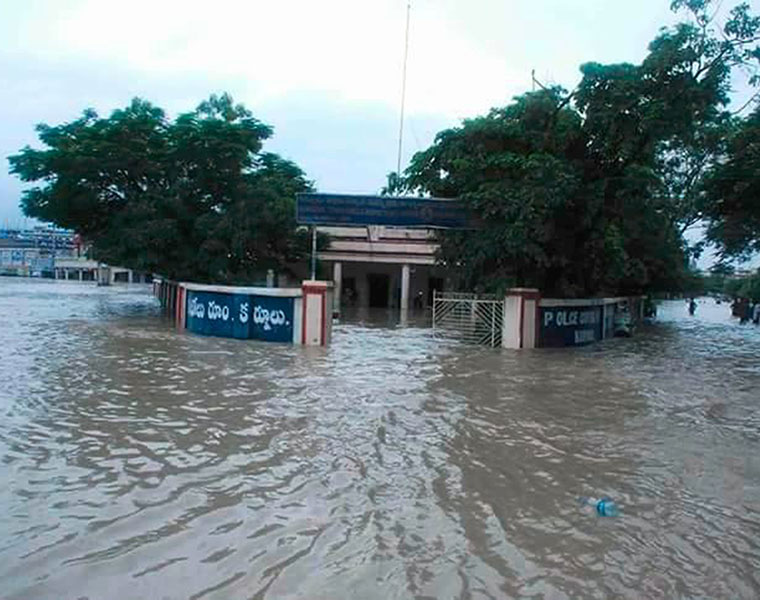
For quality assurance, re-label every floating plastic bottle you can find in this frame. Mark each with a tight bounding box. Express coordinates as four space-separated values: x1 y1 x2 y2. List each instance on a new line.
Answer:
579 496 619 517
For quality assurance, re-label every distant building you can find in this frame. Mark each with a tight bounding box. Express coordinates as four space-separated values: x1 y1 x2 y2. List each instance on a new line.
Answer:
0 227 150 283
0 227 76 277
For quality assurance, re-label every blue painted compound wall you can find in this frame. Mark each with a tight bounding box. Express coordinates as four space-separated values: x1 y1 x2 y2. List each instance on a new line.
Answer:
185 291 294 343
538 305 603 347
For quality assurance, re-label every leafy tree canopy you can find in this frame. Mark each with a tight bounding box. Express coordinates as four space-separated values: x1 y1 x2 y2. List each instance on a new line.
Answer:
723 269 760 300
398 1 759 297
702 106 760 260
9 93 316 283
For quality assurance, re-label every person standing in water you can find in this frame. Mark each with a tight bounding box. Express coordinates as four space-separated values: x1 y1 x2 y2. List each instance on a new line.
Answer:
689 298 697 316
739 298 751 324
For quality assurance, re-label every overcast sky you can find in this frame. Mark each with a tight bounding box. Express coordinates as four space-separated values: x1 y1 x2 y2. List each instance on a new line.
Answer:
0 0 686 224
2 0 756 269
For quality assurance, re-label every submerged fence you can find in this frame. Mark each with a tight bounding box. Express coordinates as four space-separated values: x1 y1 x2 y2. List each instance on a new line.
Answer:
432 291 504 347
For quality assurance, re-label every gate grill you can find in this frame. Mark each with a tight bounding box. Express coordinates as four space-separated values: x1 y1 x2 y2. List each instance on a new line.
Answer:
432 291 504 347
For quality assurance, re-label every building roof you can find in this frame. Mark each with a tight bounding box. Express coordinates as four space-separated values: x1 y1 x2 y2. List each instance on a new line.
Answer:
317 226 438 265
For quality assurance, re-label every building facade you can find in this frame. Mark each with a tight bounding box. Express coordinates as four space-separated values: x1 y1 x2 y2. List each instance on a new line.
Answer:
317 225 448 315
0 227 149 283
0 227 76 277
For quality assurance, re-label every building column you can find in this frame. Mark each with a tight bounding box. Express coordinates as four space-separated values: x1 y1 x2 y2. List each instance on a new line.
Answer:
400 263 410 313
332 262 342 317
78 269 83 281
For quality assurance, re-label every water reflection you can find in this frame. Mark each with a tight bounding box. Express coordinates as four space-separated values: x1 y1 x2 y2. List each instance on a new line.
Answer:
0 279 758 598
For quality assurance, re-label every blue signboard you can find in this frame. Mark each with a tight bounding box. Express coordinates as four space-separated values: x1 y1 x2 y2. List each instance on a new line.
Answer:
186 291 249 339
250 296 294 343
539 305 603 347
185 290 295 343
296 193 474 229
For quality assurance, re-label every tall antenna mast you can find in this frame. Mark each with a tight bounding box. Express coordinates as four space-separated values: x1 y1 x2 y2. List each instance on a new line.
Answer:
396 1 411 177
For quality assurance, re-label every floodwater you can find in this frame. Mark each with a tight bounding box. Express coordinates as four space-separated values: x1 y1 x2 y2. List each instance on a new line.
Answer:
1 277 759 599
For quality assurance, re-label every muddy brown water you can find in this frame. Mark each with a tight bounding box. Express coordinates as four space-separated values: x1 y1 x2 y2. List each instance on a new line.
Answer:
1 277 759 599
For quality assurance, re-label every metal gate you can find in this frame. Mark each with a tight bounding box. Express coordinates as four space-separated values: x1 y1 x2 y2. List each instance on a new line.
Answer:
432 290 504 347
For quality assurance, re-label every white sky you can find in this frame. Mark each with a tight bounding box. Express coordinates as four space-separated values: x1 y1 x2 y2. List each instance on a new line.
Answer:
1 0 756 268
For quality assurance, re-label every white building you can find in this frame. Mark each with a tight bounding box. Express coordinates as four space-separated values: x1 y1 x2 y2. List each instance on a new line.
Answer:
54 258 152 284
0 227 75 277
317 225 448 315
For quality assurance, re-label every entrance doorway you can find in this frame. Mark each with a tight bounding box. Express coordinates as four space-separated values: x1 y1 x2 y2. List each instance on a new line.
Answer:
342 276 356 307
368 273 390 308
428 277 444 307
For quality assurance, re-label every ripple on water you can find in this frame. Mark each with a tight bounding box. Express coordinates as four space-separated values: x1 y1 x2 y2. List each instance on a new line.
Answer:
0 281 759 598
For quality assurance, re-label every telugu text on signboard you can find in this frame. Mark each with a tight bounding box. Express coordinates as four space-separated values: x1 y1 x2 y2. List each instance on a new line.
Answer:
185 291 294 342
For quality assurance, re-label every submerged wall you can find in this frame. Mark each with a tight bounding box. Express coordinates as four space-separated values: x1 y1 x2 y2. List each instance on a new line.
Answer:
183 284 301 343
500 289 644 349
538 297 643 347
153 279 333 346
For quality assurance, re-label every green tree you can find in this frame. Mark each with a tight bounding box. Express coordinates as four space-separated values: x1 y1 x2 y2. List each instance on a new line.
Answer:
400 1 759 297
724 270 760 300
403 89 598 296
699 262 735 294
724 275 744 297
740 272 760 300
9 93 315 283
702 107 760 260
666 0 760 262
